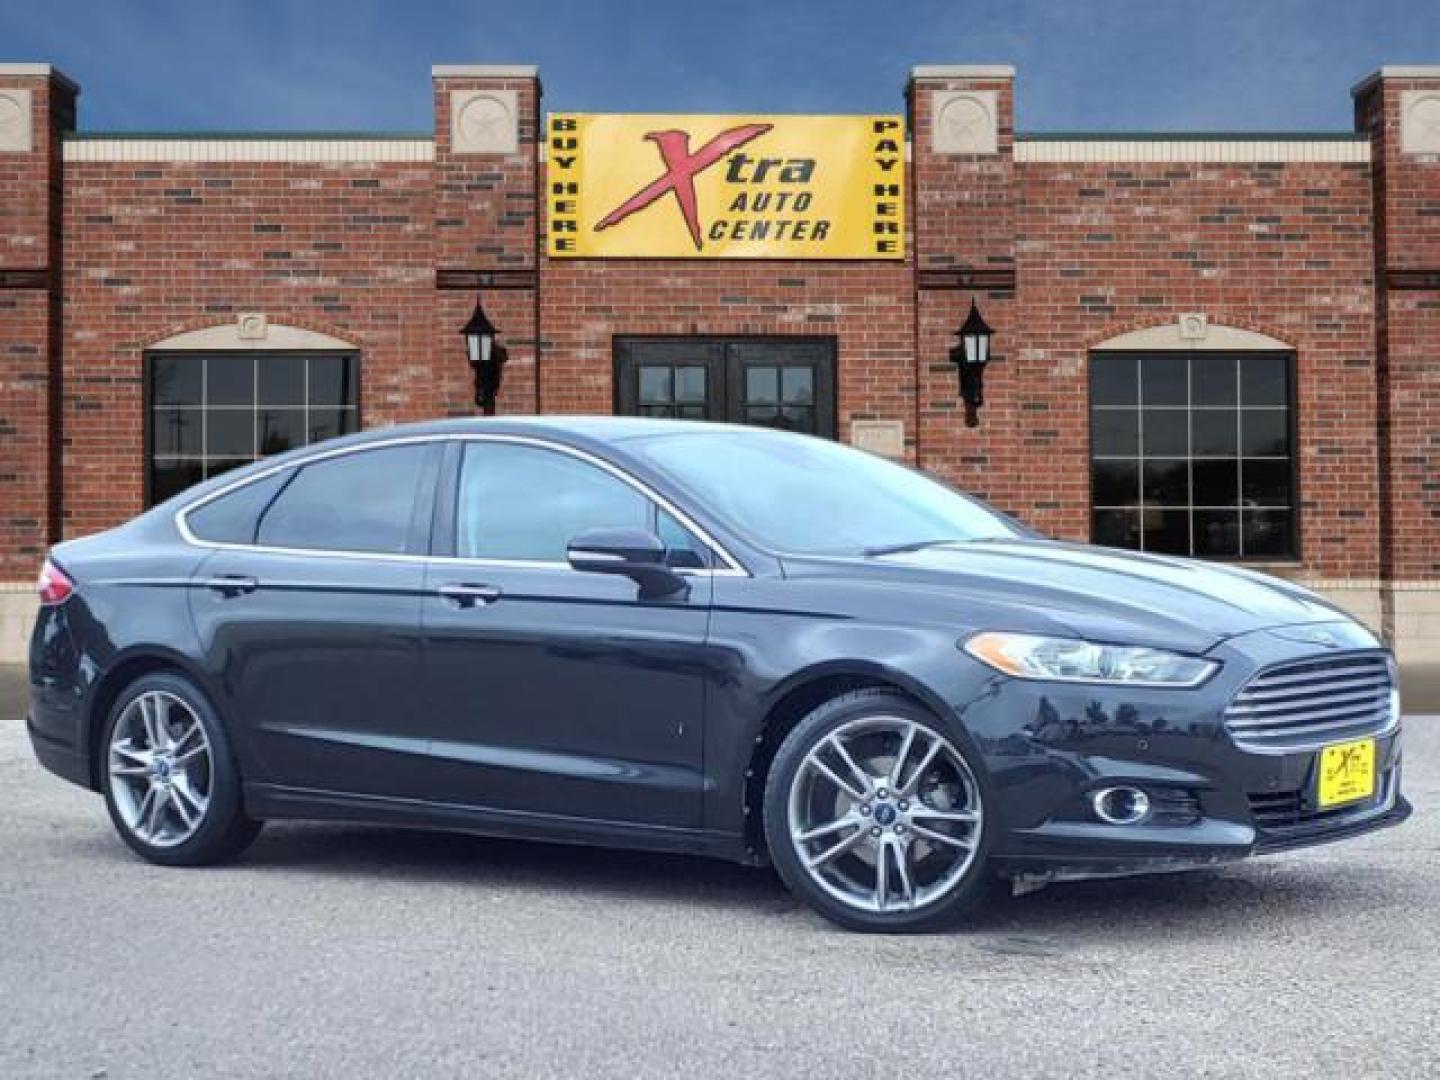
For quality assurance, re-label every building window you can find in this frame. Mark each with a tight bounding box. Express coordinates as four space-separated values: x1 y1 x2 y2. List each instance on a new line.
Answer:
146 352 358 505
1090 352 1295 559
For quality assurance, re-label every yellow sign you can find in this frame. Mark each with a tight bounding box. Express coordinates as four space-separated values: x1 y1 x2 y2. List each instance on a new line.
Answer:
547 113 905 259
1317 737 1376 808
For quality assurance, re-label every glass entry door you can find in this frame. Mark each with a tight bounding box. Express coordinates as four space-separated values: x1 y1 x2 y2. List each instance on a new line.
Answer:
614 337 836 438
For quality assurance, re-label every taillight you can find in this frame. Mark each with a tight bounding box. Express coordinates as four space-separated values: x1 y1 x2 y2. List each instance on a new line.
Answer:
37 558 75 605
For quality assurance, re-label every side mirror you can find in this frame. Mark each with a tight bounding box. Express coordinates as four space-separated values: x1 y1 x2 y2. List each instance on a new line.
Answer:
567 527 689 600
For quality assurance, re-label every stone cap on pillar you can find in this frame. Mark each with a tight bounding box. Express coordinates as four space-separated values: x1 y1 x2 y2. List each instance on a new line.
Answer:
0 63 79 152
1351 65 1440 96
1352 66 1440 154
0 63 79 93
431 65 539 80
910 64 1015 82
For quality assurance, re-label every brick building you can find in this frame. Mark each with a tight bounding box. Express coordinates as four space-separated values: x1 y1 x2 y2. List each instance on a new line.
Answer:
0 61 1436 670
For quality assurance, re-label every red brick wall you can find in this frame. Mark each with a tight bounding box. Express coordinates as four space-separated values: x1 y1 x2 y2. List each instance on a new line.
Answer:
909 74 1379 579
0 72 73 579
52 72 547 542
1012 156 1378 578
3 62 1432 600
1357 75 1440 581
59 155 442 537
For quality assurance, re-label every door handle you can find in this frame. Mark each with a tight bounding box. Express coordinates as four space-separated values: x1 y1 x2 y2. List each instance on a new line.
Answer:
437 583 502 608
204 574 258 597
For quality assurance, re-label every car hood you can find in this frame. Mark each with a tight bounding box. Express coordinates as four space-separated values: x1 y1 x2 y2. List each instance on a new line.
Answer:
782 538 1352 653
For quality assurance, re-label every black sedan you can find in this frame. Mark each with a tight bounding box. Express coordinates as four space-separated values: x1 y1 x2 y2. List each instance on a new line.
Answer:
27 418 1410 931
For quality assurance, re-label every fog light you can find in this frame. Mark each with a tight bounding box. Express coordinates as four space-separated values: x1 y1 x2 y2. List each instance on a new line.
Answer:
1091 786 1151 826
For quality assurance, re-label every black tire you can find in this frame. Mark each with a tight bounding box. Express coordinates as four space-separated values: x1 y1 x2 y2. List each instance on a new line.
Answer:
99 670 262 867
763 688 993 933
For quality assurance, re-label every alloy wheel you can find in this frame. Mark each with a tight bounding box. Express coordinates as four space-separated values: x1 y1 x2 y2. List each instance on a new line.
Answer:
786 715 982 915
108 690 213 848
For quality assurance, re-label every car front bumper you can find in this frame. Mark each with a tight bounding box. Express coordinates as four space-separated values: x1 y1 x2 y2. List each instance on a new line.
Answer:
957 621 1411 887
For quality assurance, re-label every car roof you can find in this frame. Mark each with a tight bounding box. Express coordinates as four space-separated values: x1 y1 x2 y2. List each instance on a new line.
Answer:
336 414 772 447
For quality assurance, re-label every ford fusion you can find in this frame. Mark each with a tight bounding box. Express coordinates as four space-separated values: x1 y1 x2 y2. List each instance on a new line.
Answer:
27 419 1409 931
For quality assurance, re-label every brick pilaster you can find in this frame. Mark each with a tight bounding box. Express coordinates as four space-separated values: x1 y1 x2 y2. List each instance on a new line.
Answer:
1355 67 1440 659
431 65 541 416
0 64 76 578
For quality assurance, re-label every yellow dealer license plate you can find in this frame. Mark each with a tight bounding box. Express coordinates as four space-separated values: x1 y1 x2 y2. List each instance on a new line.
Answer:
1317 738 1376 808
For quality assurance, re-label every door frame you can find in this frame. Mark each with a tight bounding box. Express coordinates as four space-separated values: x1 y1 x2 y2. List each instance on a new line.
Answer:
613 335 838 439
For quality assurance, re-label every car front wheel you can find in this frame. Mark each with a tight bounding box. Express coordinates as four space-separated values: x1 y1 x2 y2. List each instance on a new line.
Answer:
101 671 261 866
763 689 990 932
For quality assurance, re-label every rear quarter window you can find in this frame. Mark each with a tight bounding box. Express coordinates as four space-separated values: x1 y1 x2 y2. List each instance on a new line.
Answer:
185 470 292 544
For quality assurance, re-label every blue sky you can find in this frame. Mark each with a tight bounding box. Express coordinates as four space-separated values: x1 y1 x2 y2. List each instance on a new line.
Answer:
3 0 1437 133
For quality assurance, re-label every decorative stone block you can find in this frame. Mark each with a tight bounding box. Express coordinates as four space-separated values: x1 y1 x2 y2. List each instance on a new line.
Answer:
1178 313 1209 340
237 312 268 340
0 88 33 152
451 88 519 155
932 90 998 155
1400 90 1440 155
851 420 906 459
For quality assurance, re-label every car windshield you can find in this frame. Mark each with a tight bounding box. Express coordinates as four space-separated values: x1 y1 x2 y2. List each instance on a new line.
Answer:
628 428 1024 556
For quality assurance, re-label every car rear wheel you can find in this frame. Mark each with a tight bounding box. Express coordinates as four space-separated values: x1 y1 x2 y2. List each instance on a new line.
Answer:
763 688 990 932
101 671 261 866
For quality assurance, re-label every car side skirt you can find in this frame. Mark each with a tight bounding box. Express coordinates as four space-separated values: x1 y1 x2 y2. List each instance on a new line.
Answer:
244 783 755 864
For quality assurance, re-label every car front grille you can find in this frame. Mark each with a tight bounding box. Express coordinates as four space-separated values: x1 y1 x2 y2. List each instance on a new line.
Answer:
1224 652 1396 752
1248 767 1396 832
1248 789 1358 830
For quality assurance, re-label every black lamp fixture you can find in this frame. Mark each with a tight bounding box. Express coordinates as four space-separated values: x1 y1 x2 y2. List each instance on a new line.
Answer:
948 299 994 428
461 294 507 416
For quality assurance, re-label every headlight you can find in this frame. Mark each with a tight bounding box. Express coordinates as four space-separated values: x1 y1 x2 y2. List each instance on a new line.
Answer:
964 631 1218 687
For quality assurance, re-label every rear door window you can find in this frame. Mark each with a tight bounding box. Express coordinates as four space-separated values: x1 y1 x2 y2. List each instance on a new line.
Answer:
256 444 431 555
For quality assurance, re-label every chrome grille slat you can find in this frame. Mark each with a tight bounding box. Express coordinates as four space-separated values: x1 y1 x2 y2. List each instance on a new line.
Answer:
1224 651 1394 752
1241 662 1383 690
1228 714 1385 743
1236 674 1390 704
1227 693 1389 727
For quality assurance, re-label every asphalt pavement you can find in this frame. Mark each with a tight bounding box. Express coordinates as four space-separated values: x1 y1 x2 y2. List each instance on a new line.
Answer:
3 665 1437 1079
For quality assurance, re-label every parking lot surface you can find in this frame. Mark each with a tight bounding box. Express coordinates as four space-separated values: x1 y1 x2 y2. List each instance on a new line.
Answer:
3 665 1437 1079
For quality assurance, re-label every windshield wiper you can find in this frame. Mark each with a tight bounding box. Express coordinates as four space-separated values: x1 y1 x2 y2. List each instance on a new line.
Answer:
862 539 960 557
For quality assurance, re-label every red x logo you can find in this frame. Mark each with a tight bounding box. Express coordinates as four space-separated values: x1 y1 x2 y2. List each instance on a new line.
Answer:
595 123 773 251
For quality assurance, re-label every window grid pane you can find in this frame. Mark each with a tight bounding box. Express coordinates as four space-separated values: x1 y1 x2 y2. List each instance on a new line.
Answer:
1091 352 1293 560
147 353 358 505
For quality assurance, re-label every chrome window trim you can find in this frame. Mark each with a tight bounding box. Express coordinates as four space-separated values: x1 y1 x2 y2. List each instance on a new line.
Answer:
174 431 751 578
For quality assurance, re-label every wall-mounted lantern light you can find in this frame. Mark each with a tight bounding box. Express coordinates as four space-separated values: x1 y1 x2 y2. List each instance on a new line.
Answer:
461 294 507 416
948 299 994 428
